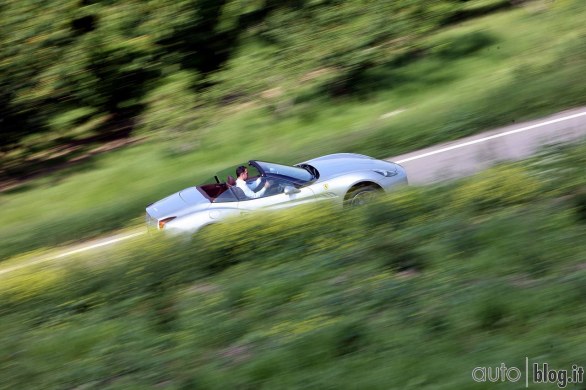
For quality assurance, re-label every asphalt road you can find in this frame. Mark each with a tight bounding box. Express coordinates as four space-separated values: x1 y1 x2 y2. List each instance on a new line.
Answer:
388 106 586 184
2 106 586 276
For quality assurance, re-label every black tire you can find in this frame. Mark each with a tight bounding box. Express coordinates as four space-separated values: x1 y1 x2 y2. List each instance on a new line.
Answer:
345 185 381 207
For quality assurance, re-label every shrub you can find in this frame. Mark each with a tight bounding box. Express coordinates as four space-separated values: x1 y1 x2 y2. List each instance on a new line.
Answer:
429 30 497 59
573 188 586 223
138 71 205 153
365 187 438 227
451 165 541 212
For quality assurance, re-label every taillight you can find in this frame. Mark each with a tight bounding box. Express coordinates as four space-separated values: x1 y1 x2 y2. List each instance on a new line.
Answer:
159 217 176 230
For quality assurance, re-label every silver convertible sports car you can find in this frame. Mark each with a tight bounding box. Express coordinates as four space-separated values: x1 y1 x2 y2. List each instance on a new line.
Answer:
146 153 407 233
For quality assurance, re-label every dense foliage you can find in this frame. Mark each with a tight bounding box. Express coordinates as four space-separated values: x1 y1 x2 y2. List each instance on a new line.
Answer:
1 140 585 388
1 0 509 153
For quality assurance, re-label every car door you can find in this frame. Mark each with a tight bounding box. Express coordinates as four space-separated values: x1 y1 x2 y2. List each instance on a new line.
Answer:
209 186 242 221
237 177 316 213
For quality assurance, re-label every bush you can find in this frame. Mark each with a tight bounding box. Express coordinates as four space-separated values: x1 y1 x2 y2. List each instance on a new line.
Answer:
429 30 497 59
138 71 205 153
365 187 439 227
451 165 541 212
573 188 586 223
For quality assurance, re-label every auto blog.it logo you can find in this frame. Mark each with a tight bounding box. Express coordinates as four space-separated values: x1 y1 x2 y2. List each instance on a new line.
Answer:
472 358 585 388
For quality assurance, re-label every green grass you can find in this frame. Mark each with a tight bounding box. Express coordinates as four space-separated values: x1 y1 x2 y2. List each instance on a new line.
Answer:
1 140 585 389
2 0 586 261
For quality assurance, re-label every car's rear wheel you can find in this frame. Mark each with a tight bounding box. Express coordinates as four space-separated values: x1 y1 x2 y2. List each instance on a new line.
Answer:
345 184 381 207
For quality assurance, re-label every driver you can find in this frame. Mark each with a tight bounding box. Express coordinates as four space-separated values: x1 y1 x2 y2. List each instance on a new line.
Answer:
235 166 270 199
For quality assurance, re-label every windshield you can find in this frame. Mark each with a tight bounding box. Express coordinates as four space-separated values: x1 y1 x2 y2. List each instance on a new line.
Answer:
254 161 314 184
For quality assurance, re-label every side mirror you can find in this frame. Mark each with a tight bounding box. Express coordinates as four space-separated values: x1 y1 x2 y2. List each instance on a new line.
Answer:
284 186 301 195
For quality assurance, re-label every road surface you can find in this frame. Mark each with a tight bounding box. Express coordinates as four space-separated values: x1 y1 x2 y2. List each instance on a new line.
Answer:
2 106 586 276
389 106 586 184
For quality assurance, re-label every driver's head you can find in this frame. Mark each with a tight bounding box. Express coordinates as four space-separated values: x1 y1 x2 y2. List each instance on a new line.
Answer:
236 165 248 180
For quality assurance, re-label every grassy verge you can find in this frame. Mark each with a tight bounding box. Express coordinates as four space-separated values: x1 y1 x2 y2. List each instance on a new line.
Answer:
2 0 586 260
1 139 585 388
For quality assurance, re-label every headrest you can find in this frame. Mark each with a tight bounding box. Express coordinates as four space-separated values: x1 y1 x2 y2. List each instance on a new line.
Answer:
226 175 236 186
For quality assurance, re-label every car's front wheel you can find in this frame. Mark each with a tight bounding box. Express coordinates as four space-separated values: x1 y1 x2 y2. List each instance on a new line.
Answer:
345 184 381 207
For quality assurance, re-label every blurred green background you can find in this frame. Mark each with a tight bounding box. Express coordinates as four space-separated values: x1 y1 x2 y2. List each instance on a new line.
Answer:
1 0 586 387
